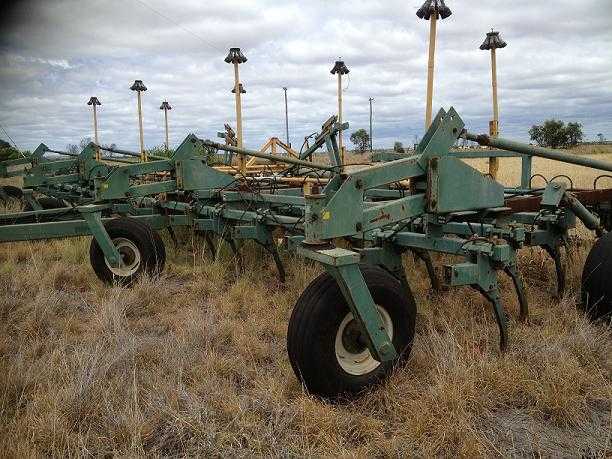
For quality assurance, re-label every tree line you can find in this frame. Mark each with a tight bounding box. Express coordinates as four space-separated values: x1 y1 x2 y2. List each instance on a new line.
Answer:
348 118 590 153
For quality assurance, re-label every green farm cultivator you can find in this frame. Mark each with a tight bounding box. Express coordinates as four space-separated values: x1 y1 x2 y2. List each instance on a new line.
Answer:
1 108 611 399
0 139 166 209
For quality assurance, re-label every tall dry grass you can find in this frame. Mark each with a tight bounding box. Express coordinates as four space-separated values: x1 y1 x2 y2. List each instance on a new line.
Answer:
464 151 612 189
0 155 611 456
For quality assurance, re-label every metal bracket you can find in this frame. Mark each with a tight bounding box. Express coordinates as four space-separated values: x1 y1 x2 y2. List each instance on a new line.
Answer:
326 263 398 363
299 245 397 362
80 209 121 267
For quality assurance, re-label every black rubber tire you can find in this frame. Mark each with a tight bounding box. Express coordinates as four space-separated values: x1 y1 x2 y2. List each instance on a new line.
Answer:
89 218 166 286
581 232 612 321
1 185 23 201
23 197 67 211
287 265 416 400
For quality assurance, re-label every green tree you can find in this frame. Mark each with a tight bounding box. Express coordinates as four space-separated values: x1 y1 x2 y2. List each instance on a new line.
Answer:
393 141 404 153
147 145 173 158
65 137 93 155
350 129 370 153
80 137 92 149
528 119 583 148
201 142 220 164
0 139 20 160
565 122 583 146
66 143 79 155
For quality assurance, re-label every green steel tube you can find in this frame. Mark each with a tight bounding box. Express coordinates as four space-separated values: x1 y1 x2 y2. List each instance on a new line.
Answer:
202 140 335 172
464 132 612 173
94 144 166 161
45 148 80 157
563 192 602 236
46 148 138 163
101 156 138 164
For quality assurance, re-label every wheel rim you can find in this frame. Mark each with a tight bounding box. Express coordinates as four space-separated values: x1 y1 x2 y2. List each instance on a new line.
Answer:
334 306 394 376
104 237 141 277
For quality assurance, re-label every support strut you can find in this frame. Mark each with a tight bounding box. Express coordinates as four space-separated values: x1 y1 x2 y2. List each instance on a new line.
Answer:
326 263 398 363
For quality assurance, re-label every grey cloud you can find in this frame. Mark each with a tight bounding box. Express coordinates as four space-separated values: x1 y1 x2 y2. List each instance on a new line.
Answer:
0 0 611 152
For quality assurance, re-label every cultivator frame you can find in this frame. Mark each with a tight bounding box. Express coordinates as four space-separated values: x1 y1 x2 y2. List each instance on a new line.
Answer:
0 116 347 271
1 107 611 399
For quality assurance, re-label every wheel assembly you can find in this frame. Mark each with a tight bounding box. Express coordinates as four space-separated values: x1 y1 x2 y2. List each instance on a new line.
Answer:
23 197 67 211
89 217 166 286
0 185 23 203
287 266 416 400
581 231 612 321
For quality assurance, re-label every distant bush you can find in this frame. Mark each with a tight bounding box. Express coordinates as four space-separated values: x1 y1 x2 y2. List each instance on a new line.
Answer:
147 145 173 158
0 139 21 160
393 141 404 153
350 129 370 153
147 142 222 164
529 119 583 149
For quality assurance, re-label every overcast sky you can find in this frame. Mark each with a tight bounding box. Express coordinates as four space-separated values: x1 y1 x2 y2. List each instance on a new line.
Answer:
1 0 611 152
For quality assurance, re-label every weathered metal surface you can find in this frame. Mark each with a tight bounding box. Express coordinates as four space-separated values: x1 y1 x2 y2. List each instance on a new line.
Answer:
427 156 504 213
504 188 612 213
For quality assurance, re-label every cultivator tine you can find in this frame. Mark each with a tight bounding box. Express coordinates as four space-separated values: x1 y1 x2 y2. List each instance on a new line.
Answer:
204 233 217 261
167 225 179 248
479 288 508 351
411 248 440 291
268 242 286 283
227 237 243 274
504 265 529 322
543 244 566 298
251 233 287 282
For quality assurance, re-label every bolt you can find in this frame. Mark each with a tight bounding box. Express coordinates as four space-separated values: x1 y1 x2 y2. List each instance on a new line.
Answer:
380 343 392 355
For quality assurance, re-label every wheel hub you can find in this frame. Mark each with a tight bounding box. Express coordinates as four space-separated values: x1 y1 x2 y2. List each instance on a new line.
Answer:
104 237 141 277
119 246 136 265
334 306 394 376
341 319 368 354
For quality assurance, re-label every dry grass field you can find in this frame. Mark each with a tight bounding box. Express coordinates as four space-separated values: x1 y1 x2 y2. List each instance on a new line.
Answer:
0 148 611 456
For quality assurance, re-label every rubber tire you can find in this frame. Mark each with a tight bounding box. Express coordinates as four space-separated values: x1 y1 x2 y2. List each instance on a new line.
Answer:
89 218 166 286
1 185 23 201
581 232 612 321
287 265 416 400
23 197 67 211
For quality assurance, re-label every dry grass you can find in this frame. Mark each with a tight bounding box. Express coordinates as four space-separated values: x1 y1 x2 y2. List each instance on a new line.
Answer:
1 157 611 456
464 151 612 189
570 144 612 156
